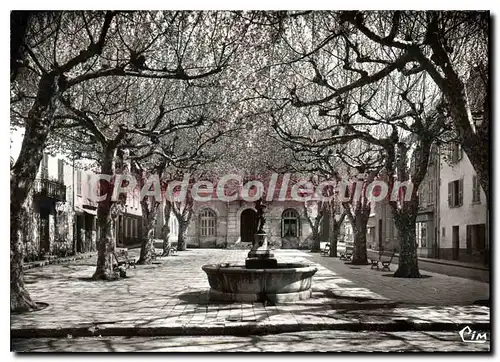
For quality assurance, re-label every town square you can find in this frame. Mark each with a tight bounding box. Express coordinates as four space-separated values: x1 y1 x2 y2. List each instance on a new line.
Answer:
8 8 490 352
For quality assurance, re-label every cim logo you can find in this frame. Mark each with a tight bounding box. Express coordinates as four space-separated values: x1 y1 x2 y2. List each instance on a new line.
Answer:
459 326 489 343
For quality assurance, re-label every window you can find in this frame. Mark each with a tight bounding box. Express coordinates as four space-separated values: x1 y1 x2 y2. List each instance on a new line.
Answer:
442 227 446 238
448 179 463 208
282 209 300 237
76 170 82 196
472 175 481 203
199 209 216 237
451 143 463 163
41 153 49 178
57 159 64 183
427 179 434 205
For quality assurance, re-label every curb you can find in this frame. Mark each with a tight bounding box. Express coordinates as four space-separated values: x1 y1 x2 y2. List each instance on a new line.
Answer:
24 253 95 270
416 258 489 271
363 251 489 271
11 321 491 339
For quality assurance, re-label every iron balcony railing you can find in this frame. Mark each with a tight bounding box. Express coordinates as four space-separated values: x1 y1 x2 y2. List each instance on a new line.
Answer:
33 178 67 202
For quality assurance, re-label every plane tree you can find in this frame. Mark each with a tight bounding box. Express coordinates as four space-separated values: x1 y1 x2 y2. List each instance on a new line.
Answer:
10 10 256 307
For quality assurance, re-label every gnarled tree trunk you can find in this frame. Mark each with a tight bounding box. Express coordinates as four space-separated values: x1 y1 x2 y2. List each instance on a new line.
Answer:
162 201 172 256
304 203 323 252
311 228 321 252
11 202 38 312
92 144 119 280
329 210 346 257
137 198 160 265
172 198 194 252
393 207 421 278
344 202 370 265
11 73 58 312
177 220 188 251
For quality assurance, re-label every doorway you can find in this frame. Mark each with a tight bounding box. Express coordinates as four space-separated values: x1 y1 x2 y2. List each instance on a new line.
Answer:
452 225 459 260
240 209 257 244
76 214 84 253
39 212 50 255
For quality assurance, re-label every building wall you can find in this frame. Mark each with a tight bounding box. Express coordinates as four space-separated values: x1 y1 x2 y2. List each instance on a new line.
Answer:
370 199 399 252
180 200 314 249
20 153 76 260
439 149 488 263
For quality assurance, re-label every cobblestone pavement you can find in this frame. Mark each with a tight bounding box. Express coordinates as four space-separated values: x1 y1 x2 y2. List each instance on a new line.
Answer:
12 331 490 352
306 253 490 305
11 249 490 337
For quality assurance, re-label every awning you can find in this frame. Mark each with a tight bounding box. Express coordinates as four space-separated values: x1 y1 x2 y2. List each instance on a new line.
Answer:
75 205 98 216
83 208 97 216
82 205 98 216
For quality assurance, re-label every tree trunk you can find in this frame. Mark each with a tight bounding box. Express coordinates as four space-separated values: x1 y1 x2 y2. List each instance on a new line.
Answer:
310 228 321 252
137 200 159 265
10 73 58 312
350 209 369 265
92 145 119 280
328 220 341 257
393 211 421 278
177 220 188 251
162 201 172 256
11 201 38 312
172 198 193 252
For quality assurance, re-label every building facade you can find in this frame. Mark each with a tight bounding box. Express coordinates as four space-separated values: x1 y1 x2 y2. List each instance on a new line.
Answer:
367 143 488 264
438 144 488 264
20 152 73 261
153 198 317 249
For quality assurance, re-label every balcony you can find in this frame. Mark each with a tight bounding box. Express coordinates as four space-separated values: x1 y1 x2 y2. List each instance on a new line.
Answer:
33 178 67 202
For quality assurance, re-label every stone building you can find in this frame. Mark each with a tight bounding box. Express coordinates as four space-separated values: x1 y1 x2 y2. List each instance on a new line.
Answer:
438 144 488 263
154 178 320 249
20 152 73 261
367 143 488 264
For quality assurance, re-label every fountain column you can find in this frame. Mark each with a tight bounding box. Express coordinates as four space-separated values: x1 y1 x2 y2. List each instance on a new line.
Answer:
245 198 277 269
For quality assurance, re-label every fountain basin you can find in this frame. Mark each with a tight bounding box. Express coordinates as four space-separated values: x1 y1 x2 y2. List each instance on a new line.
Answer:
202 263 318 303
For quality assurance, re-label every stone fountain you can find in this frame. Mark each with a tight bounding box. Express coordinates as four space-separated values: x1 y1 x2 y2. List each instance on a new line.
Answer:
202 198 318 303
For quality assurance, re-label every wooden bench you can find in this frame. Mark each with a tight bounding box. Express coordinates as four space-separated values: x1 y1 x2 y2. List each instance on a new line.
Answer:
340 246 354 262
321 243 330 256
380 250 396 271
368 251 381 269
113 249 136 271
369 250 396 271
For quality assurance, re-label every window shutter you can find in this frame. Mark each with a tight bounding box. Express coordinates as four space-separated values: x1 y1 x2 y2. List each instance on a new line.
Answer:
87 174 92 200
448 182 452 207
466 225 472 252
42 153 49 178
76 170 82 195
57 159 64 183
459 178 464 206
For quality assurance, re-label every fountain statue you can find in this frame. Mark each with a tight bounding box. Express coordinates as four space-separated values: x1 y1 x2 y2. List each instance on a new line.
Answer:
201 193 317 303
255 197 266 235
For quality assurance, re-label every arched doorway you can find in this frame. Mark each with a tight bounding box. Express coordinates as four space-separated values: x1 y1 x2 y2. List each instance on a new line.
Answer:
240 208 258 243
281 208 300 249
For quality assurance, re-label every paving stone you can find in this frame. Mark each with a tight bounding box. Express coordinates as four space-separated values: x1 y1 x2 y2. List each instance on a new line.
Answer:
11 249 489 336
